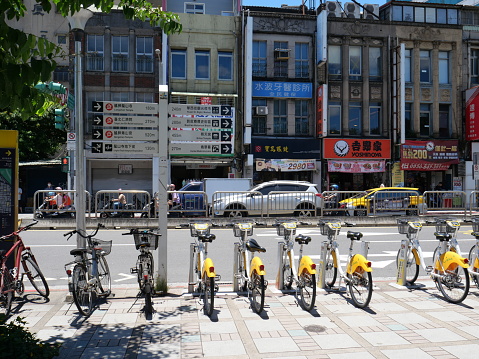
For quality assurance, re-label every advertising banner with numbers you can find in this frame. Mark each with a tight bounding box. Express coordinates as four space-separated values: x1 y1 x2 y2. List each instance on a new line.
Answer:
89 142 158 155
92 129 158 141
169 142 233 157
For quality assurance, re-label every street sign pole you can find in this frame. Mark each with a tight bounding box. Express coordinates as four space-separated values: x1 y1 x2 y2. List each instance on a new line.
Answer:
158 85 169 283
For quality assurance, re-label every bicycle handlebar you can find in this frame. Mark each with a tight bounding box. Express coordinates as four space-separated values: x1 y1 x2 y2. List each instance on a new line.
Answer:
0 220 38 241
64 223 105 240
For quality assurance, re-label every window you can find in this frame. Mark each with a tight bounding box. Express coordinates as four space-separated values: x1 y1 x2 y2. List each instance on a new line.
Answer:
171 49 186 79
425 8 436 23
437 9 447 24
447 9 458 24
405 48 412 82
112 36 129 72
218 97 235 106
136 37 153 73
472 49 479 86
328 45 341 78
349 46 361 80
253 41 267 77
222 11 234 16
403 6 413 21
439 104 450 137
405 103 414 138
420 104 431 137
420 50 430 83
86 35 104 71
295 100 309 135
53 66 68 82
439 51 450 84
392 6 402 21
349 102 362 135
274 41 289 78
57 35 66 45
273 100 288 135
253 99 267 135
415 7 425 22
136 93 154 103
218 51 233 80
369 103 381 135
111 92 129 102
185 3 204 14
32 4 44 15
195 50 210 79
369 47 381 81
295 43 309 78
328 102 341 135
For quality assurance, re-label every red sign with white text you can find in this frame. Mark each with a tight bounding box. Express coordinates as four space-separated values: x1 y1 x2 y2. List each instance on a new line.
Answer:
323 139 391 159
400 140 459 171
466 86 479 141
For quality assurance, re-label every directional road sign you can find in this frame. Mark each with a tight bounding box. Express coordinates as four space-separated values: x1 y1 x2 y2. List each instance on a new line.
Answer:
169 117 233 129
92 101 158 114
169 128 232 142
168 104 232 117
169 142 233 157
92 115 158 128
92 129 159 141
90 142 158 154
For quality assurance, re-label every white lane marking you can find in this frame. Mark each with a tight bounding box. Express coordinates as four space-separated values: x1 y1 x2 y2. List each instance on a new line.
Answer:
114 273 136 282
26 243 135 247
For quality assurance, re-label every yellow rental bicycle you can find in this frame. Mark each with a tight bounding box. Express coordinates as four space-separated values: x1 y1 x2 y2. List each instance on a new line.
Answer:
275 219 317 311
318 219 372 308
188 221 219 316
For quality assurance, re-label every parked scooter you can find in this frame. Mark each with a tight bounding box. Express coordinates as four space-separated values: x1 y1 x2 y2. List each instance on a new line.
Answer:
140 193 181 218
36 194 75 219
100 200 135 218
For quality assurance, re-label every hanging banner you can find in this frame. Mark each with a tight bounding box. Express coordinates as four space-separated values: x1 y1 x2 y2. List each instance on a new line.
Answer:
392 162 404 187
328 159 385 173
466 86 479 141
255 159 316 172
400 140 459 171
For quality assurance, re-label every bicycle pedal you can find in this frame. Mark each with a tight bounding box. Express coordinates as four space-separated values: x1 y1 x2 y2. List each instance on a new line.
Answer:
130 268 138 274
215 275 221 281
425 266 433 273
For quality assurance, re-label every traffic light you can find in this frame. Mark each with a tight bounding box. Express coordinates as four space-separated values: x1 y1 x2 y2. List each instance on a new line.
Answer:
54 109 66 130
34 82 66 94
61 157 70 173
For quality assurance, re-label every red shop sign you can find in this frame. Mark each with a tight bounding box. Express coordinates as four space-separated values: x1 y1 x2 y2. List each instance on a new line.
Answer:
400 140 459 171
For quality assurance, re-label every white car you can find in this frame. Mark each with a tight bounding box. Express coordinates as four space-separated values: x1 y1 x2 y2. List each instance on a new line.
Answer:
212 180 321 218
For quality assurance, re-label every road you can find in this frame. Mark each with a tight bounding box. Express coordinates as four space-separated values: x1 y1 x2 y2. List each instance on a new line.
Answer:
19 223 478 290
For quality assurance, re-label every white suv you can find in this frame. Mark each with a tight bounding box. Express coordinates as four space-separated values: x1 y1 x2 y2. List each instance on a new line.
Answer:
212 180 321 218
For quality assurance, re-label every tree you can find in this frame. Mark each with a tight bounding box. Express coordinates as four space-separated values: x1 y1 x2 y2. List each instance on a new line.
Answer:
0 0 182 117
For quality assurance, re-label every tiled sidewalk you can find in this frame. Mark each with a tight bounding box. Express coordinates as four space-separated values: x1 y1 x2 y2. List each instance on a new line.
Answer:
8 279 479 358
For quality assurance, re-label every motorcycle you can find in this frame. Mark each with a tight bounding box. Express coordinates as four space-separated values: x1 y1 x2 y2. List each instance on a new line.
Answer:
100 200 135 218
36 194 75 219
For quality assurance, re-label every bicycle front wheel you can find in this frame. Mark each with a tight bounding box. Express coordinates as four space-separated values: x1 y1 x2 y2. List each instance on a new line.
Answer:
348 271 372 308
283 263 293 290
22 256 49 298
72 264 94 316
299 272 316 311
203 275 215 316
325 250 337 288
250 272 265 314
97 256 111 297
144 282 153 314
0 269 14 316
468 246 479 290
396 247 419 284
436 266 470 304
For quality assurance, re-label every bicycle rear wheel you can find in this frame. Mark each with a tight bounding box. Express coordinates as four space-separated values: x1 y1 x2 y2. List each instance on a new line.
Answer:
97 256 111 297
283 262 293 290
468 246 479 290
436 266 469 304
348 271 372 308
144 282 153 314
72 264 94 316
396 247 419 284
250 272 265 314
325 250 337 288
0 269 14 316
22 256 49 298
203 275 214 316
299 272 316 311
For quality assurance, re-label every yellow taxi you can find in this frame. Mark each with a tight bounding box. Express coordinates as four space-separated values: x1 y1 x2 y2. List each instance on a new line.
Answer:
339 187 426 216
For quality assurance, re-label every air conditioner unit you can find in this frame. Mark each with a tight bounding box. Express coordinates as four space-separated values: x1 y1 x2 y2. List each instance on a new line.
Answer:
274 48 290 60
362 4 379 20
325 1 341 18
344 2 360 19
254 106 268 116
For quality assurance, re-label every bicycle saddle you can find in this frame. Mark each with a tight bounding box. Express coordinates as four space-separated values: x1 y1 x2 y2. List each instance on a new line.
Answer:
246 238 266 253
199 233 216 243
295 234 311 245
347 231 363 241
70 248 88 256
434 232 451 241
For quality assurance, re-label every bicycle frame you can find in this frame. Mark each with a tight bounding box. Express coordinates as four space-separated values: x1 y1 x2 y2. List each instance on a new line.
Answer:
1 238 28 286
188 223 216 293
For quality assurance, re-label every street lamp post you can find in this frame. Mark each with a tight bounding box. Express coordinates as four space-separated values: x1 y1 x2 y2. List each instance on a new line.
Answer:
67 8 93 248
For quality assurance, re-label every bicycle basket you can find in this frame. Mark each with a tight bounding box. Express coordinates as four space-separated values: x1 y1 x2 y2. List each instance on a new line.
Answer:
133 232 159 250
318 219 341 236
434 217 459 233
233 223 253 237
276 222 296 236
190 222 210 237
93 239 112 256
472 217 479 232
397 217 420 235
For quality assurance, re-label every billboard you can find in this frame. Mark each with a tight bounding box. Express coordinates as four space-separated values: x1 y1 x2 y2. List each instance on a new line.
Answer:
400 140 459 171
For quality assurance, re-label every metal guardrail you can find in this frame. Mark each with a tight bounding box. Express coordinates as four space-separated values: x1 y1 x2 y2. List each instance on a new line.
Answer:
319 190 366 216
94 190 150 218
211 191 263 217
266 191 319 217
423 191 467 215
33 190 91 219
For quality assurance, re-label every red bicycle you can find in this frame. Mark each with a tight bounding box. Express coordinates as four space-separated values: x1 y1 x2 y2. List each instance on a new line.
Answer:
0 221 49 316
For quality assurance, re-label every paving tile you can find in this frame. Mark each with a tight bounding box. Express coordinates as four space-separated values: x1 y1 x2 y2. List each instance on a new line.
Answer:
202 339 246 356
369 302 407 312
296 316 337 329
414 328 467 343
137 342 180 358
426 310 470 322
338 314 382 327
92 327 133 340
200 321 237 334
359 331 410 346
457 325 479 338
381 348 434 359
324 304 364 313
245 318 284 332
387 312 431 324
442 343 479 359
80 346 127 359
382 290 419 299
253 337 300 354
100 313 138 324
329 352 376 359
311 333 361 349
405 300 444 310
36 328 78 342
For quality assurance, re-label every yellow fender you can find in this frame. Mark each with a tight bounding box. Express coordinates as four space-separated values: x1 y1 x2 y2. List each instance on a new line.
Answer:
299 255 317 275
435 251 469 271
347 254 372 274
202 257 216 278
411 248 420 266
250 256 266 277
474 257 479 270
